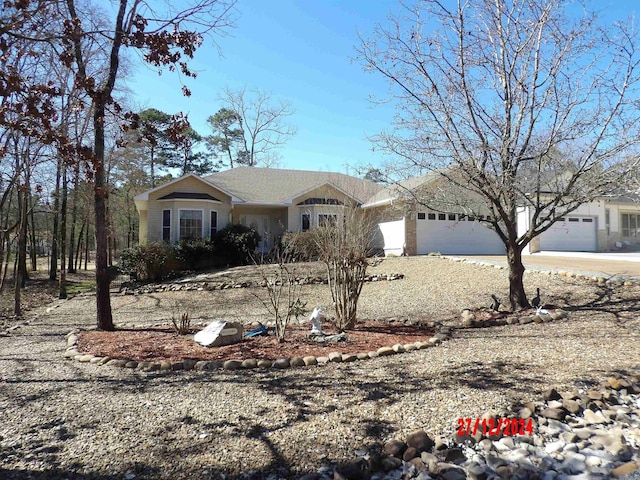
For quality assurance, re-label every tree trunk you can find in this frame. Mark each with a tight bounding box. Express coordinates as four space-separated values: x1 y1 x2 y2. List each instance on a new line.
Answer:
94 102 114 331
506 243 529 311
68 163 80 273
0 232 10 294
150 144 156 188
75 221 85 271
84 223 89 270
49 157 61 280
17 200 28 287
28 192 37 271
59 166 68 299
14 183 28 316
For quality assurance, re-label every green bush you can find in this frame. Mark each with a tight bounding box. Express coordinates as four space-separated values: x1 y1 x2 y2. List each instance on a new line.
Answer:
174 238 218 270
119 242 176 282
213 224 261 265
281 231 320 262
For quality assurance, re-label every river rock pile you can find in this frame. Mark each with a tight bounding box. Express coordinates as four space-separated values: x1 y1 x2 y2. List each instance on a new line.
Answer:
309 375 640 480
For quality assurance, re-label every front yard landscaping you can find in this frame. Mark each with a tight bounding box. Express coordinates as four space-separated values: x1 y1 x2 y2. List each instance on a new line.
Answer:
0 256 639 479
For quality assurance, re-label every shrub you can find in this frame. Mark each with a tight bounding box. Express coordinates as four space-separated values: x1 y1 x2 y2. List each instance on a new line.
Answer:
314 208 375 331
281 231 320 262
119 242 176 282
174 238 218 270
213 224 261 265
255 257 305 342
171 311 191 335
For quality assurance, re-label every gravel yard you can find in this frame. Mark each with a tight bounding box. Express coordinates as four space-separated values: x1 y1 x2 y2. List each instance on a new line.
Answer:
1 256 639 479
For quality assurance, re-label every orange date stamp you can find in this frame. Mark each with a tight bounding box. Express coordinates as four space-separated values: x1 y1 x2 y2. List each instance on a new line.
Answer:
457 417 533 436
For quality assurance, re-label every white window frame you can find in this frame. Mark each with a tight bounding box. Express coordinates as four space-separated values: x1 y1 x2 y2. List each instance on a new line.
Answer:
622 212 640 238
162 209 171 243
178 208 204 240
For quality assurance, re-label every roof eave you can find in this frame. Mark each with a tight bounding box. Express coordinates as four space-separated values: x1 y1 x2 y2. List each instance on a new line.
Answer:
362 197 395 209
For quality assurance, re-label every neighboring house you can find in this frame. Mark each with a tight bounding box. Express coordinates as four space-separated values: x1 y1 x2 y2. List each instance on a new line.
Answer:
362 173 640 255
522 191 640 254
134 166 640 256
133 167 383 252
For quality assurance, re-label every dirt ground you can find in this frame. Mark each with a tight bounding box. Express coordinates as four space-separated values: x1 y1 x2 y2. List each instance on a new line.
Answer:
0 256 639 479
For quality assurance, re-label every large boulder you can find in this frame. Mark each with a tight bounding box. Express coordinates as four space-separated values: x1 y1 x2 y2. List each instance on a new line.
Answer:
194 320 243 347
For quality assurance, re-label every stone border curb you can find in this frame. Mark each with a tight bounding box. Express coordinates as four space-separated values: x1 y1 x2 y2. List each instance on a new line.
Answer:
63 324 452 373
117 272 405 296
63 290 575 373
442 255 640 287
64 254 616 372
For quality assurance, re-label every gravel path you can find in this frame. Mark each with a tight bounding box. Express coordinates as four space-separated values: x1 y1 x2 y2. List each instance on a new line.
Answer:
0 256 639 479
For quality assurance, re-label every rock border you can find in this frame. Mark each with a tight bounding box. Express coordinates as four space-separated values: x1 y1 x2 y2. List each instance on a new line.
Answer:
460 307 569 329
63 301 570 373
62 323 453 372
116 272 405 296
62 255 586 371
442 255 640 288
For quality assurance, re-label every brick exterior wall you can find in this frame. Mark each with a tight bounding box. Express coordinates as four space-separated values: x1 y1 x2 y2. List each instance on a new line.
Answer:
405 214 417 256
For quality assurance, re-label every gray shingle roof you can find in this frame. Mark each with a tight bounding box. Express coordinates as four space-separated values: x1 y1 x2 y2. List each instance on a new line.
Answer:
202 167 383 205
362 171 442 207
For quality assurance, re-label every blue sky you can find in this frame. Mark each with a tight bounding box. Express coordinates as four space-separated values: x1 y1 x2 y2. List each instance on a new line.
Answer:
128 0 396 174
127 0 635 175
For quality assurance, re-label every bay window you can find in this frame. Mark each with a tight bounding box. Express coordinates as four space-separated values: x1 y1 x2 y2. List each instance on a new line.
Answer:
179 210 203 240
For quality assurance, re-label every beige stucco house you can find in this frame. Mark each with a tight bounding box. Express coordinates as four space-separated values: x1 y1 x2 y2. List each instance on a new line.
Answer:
135 166 640 255
362 173 640 255
134 167 383 252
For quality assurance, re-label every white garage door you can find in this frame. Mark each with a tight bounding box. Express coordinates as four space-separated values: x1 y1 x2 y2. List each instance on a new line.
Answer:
416 213 505 255
539 216 596 252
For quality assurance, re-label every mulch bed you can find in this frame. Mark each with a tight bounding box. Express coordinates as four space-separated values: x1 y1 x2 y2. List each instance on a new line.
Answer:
77 321 435 363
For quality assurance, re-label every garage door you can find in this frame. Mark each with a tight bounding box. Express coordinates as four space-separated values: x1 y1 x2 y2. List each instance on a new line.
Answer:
539 216 597 252
416 213 505 255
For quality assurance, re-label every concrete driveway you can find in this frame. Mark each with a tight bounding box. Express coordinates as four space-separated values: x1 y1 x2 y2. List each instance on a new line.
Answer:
459 251 640 278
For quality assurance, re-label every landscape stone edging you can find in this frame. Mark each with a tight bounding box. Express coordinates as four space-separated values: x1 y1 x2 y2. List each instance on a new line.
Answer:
117 272 405 296
442 255 640 287
63 303 570 372
62 323 452 372
460 307 570 329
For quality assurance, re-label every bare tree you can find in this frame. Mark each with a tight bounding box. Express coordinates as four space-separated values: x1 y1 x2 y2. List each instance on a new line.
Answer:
255 257 305 343
61 0 236 330
312 206 375 331
219 87 296 167
358 0 640 310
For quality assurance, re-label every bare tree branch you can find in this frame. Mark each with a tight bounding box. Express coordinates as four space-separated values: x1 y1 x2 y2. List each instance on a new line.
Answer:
358 0 640 309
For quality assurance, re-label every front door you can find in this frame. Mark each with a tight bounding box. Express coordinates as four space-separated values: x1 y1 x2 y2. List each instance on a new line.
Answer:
243 214 271 252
